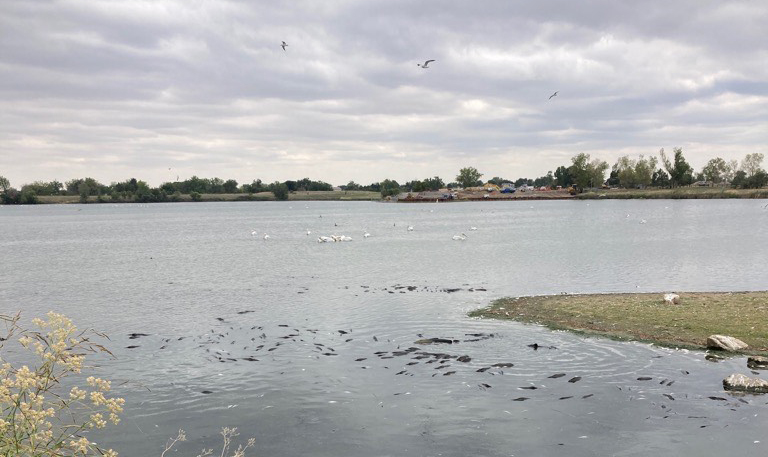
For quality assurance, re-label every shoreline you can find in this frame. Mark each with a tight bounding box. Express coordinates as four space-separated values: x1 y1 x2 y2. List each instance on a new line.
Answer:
469 292 768 355
4 187 767 205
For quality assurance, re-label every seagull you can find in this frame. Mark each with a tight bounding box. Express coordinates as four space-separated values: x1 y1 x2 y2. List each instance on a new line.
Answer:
470 226 477 231
306 230 311 236
318 236 333 243
363 232 371 238
251 230 258 236
452 233 467 241
263 233 270 240
549 91 559 99
417 60 435 68
281 41 288 51
407 225 414 231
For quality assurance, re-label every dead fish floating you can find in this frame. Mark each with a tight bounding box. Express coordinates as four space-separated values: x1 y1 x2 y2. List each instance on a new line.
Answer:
512 397 529 401
414 338 457 345
568 376 582 383
491 363 514 368
527 343 557 350
548 373 566 379
637 377 653 381
128 333 150 339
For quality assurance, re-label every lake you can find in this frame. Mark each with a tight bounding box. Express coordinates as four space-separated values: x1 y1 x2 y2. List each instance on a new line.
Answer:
2 199 767 456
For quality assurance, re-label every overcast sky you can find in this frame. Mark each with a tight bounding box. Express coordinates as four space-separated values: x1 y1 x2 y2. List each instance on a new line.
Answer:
1 0 766 187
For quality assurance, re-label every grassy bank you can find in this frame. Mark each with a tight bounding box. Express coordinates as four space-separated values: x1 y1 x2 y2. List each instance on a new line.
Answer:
470 292 768 353
576 187 768 200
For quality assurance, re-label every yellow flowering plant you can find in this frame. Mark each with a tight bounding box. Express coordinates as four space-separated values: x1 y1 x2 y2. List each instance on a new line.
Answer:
1 312 124 456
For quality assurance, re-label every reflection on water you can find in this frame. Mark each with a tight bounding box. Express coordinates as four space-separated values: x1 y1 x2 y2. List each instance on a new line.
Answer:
2 200 767 456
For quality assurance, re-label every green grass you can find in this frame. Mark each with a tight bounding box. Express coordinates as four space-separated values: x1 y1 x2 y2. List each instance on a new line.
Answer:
470 292 768 353
35 191 381 204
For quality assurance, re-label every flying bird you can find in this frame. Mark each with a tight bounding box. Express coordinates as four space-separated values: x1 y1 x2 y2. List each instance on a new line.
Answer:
281 41 288 51
417 60 435 68
548 91 559 99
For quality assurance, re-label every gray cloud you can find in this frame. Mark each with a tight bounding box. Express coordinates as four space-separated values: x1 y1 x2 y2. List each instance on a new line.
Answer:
1 0 766 187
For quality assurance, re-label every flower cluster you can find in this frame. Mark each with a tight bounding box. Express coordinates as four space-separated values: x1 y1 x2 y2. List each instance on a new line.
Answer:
1 312 123 455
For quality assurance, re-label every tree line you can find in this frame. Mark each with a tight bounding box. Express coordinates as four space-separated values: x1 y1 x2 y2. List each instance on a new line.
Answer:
1 148 765 204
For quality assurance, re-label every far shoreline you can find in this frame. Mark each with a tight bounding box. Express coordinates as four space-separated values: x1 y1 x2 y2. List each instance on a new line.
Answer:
14 187 768 204
469 292 768 355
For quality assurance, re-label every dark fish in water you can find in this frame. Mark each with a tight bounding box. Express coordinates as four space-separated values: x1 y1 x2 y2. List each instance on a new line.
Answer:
373 336 378 341
457 355 471 363
492 362 514 368
476 367 491 373
663 394 675 401
201 390 213 394
568 376 582 383
666 380 675 387
406 362 419 366
479 383 492 389
392 351 410 356
215 318 225 322
355 358 367 362
708 396 727 401
126 345 140 349
548 373 566 378
443 371 456 376
519 386 538 390
338 330 348 335
414 338 455 345
278 324 289 327
512 397 529 401
528 343 557 350
581 394 594 399
637 377 653 381
236 310 254 314
659 379 668 385
395 370 407 375
322 353 338 356
128 333 150 339
559 396 573 400
681 370 689 375
267 347 277 351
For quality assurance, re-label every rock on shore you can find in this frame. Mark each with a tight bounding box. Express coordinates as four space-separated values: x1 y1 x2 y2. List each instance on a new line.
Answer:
747 356 768 370
723 373 768 393
706 335 748 352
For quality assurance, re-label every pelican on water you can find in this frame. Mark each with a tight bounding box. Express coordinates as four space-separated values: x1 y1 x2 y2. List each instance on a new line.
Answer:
417 60 435 68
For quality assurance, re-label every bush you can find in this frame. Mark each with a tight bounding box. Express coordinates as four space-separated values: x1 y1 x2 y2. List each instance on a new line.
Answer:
269 182 289 200
190 191 202 202
0 312 124 456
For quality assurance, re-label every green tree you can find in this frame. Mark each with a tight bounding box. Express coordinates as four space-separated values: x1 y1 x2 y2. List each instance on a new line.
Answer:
554 166 573 187
190 191 202 201
422 176 445 191
569 153 608 190
0 175 9 192
456 167 483 189
379 179 401 197
702 157 728 184
652 168 670 187
269 181 290 200
223 179 239 193
741 153 765 178
659 147 693 187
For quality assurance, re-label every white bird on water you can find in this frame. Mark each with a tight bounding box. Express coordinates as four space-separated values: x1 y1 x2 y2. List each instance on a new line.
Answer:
407 225 414 231
452 233 467 241
306 230 311 236
363 232 371 238
251 230 258 236
417 59 435 68
263 233 270 240
470 226 477 231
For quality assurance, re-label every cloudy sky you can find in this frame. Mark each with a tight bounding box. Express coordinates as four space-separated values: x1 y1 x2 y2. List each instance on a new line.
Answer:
1 0 766 188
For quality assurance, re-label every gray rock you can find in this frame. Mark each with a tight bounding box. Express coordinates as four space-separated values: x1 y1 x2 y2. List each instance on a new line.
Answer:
747 356 768 370
663 293 680 305
706 335 748 352
723 373 768 393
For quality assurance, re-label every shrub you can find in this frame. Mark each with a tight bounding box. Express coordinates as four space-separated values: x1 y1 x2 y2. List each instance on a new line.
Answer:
0 312 124 456
190 191 202 202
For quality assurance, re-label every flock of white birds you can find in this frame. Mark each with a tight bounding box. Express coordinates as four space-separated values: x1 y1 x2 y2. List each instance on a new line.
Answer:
250 224 479 242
